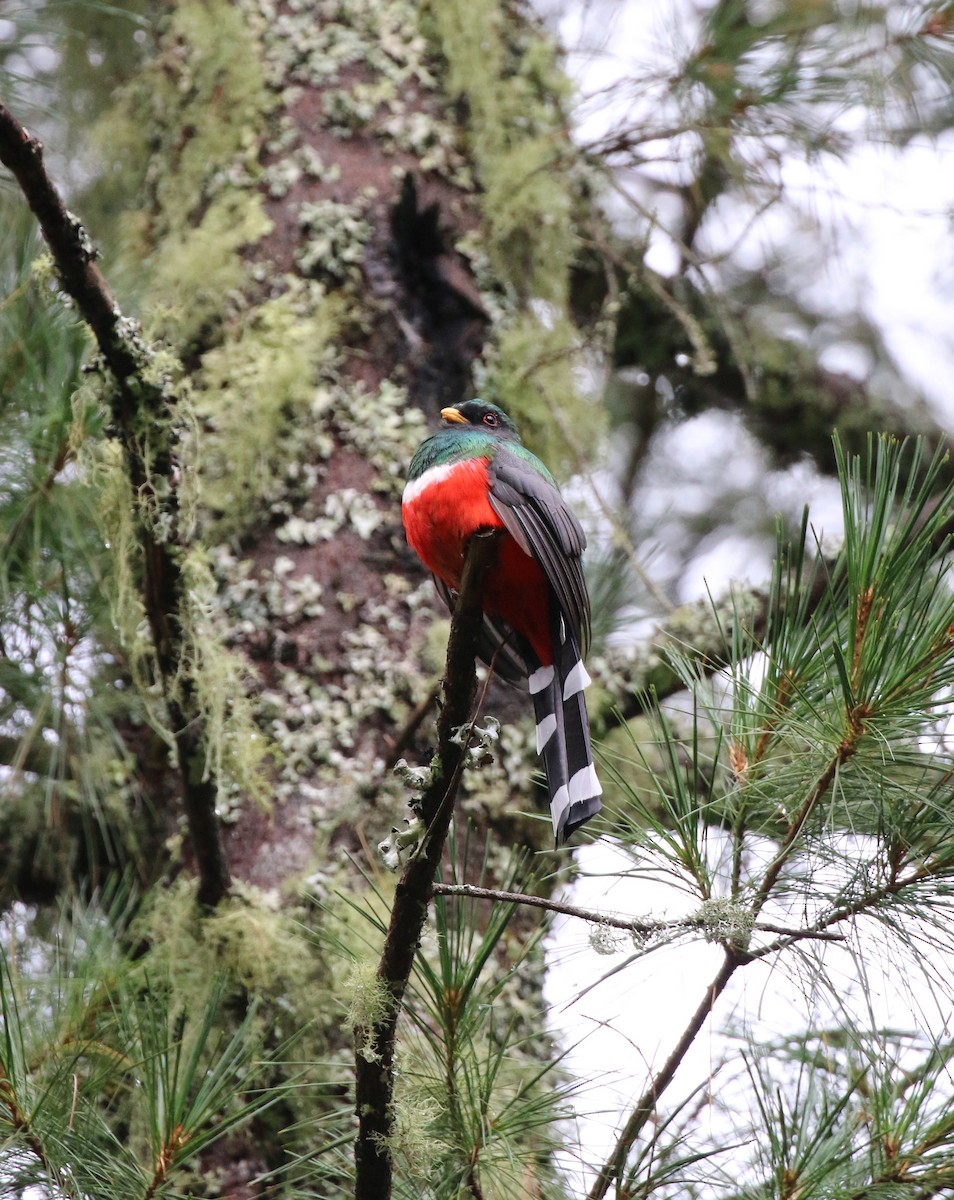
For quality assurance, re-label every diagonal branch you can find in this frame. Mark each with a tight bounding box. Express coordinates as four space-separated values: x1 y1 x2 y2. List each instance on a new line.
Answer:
585 732 856 1198
586 949 742 1200
353 530 501 1200
0 102 230 908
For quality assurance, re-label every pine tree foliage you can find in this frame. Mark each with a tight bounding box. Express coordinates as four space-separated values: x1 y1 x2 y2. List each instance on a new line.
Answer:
0 206 147 901
583 435 954 1197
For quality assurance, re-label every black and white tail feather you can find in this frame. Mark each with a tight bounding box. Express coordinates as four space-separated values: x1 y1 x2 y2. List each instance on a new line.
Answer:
433 577 602 846
528 607 601 845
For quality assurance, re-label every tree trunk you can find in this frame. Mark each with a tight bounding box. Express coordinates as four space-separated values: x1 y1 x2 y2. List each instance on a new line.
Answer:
91 0 588 889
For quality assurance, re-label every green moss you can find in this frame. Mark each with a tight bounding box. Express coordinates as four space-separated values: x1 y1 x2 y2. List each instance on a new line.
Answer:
195 280 341 535
149 192 273 346
95 0 274 338
140 880 300 989
134 880 338 1070
421 0 608 471
481 137 574 304
488 310 591 468
145 0 271 239
425 0 575 304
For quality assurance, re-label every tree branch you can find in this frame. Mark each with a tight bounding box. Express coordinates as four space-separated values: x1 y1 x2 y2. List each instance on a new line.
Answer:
586 949 742 1200
430 882 845 944
579 199 954 489
353 530 501 1200
0 102 230 908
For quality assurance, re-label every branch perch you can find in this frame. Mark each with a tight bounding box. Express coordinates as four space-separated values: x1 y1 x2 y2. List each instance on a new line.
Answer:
0 102 230 907
353 530 500 1200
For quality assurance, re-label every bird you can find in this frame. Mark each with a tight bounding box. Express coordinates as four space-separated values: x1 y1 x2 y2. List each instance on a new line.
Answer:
402 399 602 845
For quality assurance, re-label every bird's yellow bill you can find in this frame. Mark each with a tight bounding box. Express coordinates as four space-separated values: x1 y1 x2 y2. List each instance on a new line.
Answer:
440 407 467 424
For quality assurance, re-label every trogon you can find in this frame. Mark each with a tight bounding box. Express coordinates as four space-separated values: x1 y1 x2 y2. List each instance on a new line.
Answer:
402 399 602 845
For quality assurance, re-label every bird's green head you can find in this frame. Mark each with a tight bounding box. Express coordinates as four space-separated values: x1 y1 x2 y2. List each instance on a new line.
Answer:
440 400 520 440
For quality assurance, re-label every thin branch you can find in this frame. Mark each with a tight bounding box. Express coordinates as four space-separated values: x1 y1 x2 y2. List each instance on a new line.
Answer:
353 530 501 1200
0 101 230 907
586 949 742 1200
750 735 858 920
585 721 861 1195
430 882 845 944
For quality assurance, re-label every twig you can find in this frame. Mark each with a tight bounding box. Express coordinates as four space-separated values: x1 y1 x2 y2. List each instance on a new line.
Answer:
384 677 441 769
586 949 742 1200
750 738 857 920
586 737 854 1196
353 530 501 1200
0 102 230 907
429 882 846 944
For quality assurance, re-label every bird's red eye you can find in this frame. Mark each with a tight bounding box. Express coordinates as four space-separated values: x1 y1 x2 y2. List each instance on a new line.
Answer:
483 413 498 427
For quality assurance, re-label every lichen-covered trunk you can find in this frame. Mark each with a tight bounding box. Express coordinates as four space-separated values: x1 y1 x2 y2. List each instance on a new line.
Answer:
90 0 591 887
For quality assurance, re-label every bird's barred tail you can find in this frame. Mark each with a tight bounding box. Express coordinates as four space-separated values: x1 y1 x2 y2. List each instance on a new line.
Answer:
529 626 602 846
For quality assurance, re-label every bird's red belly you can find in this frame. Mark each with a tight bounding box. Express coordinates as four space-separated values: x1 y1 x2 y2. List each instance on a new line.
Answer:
402 458 553 664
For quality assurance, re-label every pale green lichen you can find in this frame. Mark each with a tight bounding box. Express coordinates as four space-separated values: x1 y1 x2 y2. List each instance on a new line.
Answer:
296 197 373 285
82 439 164 721
178 550 270 802
334 378 428 487
347 958 396 1062
95 0 275 303
214 548 325 636
374 1083 444 1179
424 0 575 304
142 0 271 235
378 816 425 871
150 192 274 347
193 279 341 536
81 384 269 810
589 923 629 956
691 897 755 951
136 879 330 1023
277 488 383 545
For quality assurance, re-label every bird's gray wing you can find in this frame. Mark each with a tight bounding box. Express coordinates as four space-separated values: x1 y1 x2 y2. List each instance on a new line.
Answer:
487 446 591 654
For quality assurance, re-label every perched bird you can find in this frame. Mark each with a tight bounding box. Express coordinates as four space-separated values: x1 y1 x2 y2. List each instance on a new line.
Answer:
402 399 602 845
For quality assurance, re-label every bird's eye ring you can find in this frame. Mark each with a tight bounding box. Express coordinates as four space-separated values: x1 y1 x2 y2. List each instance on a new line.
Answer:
483 413 498 427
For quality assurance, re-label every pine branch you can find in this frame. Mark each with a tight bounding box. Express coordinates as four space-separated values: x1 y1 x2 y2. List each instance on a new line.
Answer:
353 530 501 1200
0 102 230 908
750 730 862 921
584 721 862 1196
0 1059 74 1197
586 949 742 1200
430 882 845 944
